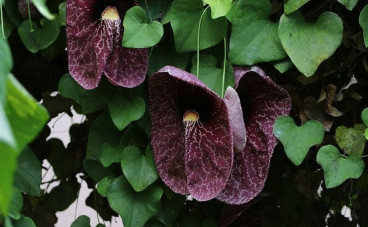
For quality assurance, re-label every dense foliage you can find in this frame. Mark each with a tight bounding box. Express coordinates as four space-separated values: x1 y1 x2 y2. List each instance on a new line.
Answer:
1 0 368 226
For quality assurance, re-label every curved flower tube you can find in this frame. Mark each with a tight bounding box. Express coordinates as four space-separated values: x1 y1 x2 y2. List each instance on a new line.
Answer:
66 0 148 89
149 66 234 201
217 67 292 205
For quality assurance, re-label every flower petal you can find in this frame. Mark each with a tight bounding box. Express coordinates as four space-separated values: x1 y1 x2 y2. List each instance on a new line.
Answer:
217 67 291 204
224 86 246 153
149 66 233 200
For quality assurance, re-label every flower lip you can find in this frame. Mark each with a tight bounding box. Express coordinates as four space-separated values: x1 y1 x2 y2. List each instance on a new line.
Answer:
101 6 120 21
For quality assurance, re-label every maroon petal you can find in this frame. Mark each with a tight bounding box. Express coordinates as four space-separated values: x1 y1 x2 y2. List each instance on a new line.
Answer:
224 86 246 153
217 67 291 204
149 66 233 200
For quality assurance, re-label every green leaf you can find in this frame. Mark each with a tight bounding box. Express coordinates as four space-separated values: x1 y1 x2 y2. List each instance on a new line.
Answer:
8 187 23 220
362 107 368 127
190 55 234 97
229 0 287 65
365 129 368 140
13 147 42 196
0 74 48 215
284 0 309 14
71 215 90 227
97 176 115 197
87 113 122 160
0 38 12 102
170 0 227 52
272 58 293 73
121 146 159 192
317 145 365 188
107 176 163 227
337 0 358 11
58 1 66 26
83 159 114 183
203 0 232 19
279 11 343 77
108 95 145 131
58 74 106 114
47 180 78 211
100 143 124 167
360 5 368 47
13 215 36 227
335 124 366 156
30 0 56 20
273 116 325 166
122 6 163 48
137 0 171 20
18 19 60 53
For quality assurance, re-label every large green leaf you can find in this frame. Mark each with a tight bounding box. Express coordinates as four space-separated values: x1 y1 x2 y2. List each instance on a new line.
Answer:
0 74 48 215
121 146 159 192
317 145 365 188
107 176 163 227
279 11 343 77
190 55 234 97
203 0 232 19
229 0 286 65
13 147 42 196
31 0 55 20
170 0 227 52
359 5 368 47
18 19 60 53
335 124 366 156
273 116 325 166
284 0 309 14
58 74 106 114
337 0 358 11
108 95 145 131
122 6 163 48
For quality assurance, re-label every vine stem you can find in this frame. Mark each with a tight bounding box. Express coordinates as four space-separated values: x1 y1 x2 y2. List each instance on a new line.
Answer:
196 6 209 79
27 0 34 32
221 37 227 98
1 3 5 38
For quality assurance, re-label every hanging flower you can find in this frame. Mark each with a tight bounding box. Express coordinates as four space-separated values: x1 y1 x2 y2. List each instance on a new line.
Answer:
66 0 148 89
216 67 292 205
149 66 236 201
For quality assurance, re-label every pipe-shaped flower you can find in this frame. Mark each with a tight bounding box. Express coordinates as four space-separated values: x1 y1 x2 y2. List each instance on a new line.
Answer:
149 66 234 201
66 0 148 90
217 67 292 205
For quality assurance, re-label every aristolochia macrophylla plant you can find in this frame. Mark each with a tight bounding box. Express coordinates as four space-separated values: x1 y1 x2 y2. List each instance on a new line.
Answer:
66 0 148 89
217 67 291 204
149 66 236 201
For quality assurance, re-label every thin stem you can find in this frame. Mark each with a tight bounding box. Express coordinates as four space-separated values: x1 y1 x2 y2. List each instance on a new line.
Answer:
27 0 34 32
144 0 152 22
196 6 209 79
0 4 5 38
221 37 227 98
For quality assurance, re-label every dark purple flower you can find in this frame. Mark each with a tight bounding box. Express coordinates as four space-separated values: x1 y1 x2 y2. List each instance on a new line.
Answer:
66 0 148 89
149 66 234 201
216 67 292 205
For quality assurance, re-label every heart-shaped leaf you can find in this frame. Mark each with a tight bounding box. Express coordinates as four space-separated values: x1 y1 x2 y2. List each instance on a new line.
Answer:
107 176 163 227
121 146 159 192
273 116 325 166
284 0 309 14
122 6 163 48
360 5 368 47
97 176 115 197
362 107 368 127
203 0 232 19
337 0 358 11
18 19 60 53
190 55 234 97
317 145 365 188
272 58 293 73
71 215 90 227
100 143 124 167
279 11 343 77
335 124 366 156
108 95 145 131
229 0 287 65
8 187 23 220
13 215 36 227
170 0 227 52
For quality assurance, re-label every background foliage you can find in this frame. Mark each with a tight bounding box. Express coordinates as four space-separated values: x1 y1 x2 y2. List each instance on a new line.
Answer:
1 0 368 226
